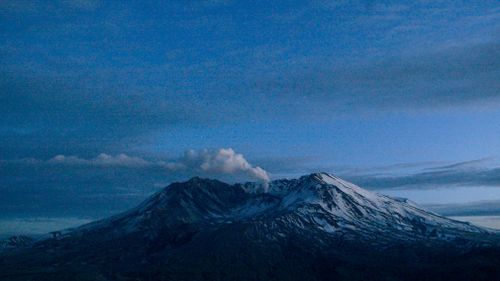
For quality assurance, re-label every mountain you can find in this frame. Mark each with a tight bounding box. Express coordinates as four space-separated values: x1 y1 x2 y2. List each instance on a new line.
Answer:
1 173 500 281
0 235 34 251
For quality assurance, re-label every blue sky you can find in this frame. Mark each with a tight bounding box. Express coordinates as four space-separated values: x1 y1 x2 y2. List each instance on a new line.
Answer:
1 0 500 233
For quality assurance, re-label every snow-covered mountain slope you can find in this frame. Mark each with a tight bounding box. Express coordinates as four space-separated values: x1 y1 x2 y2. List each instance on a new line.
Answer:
65 172 490 246
263 173 488 242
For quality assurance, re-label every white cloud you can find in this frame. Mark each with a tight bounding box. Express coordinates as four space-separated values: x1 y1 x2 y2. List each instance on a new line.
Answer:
3 148 270 183
47 153 152 167
173 148 270 182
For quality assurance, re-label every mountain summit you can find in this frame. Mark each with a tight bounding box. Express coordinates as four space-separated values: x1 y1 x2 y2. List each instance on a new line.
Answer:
74 172 487 246
1 173 500 281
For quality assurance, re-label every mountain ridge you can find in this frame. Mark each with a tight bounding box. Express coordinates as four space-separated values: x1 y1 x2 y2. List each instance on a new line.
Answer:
39 172 497 246
1 172 500 281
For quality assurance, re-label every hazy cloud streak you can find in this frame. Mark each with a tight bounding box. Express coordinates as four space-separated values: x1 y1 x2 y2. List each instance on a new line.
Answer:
1 148 270 183
345 158 500 190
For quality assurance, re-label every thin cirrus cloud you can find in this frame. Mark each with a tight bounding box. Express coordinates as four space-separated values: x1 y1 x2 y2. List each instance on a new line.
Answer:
344 158 500 190
424 199 500 217
255 38 500 113
252 156 500 191
255 155 500 190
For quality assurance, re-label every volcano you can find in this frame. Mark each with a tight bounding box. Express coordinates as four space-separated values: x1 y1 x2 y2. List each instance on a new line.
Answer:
1 173 500 281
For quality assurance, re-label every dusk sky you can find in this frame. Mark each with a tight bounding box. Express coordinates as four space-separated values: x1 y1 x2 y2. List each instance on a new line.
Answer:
1 0 499 235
